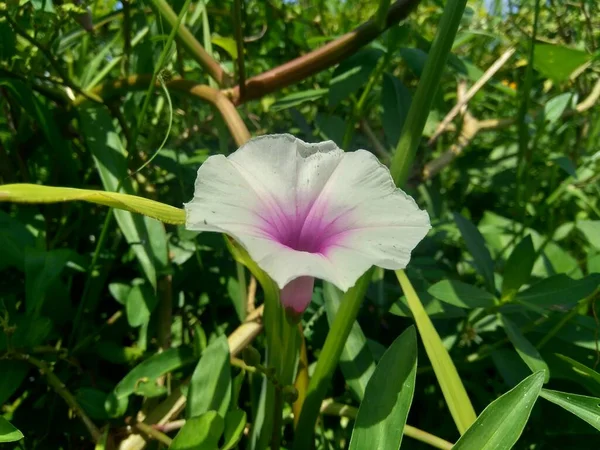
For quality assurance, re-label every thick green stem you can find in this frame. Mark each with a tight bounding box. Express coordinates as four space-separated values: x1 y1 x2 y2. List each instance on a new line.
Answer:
292 269 373 450
389 0 468 186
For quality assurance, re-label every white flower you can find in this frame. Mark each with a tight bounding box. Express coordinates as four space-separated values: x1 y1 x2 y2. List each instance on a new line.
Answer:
185 134 430 316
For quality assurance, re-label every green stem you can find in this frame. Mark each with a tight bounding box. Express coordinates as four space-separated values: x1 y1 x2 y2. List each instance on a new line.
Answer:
150 0 230 86
271 387 283 450
389 0 467 186
292 269 373 450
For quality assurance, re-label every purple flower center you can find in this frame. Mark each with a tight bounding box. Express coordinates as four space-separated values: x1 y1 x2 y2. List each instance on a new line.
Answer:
258 200 348 254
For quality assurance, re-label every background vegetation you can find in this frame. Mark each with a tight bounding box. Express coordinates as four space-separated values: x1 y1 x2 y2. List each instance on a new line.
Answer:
0 0 599 449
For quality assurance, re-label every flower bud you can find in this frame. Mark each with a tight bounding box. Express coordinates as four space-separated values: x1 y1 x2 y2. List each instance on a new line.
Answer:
282 385 299 404
242 345 261 367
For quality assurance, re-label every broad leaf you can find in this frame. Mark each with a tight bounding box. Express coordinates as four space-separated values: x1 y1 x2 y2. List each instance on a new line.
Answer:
348 326 417 450
501 235 535 298
381 73 412 148
187 335 232 419
329 48 384 107
515 274 600 307
501 315 549 382
428 279 496 309
453 372 545 450
540 389 600 431
106 347 195 417
171 411 224 450
324 282 375 401
0 417 23 443
453 212 496 292
533 44 591 82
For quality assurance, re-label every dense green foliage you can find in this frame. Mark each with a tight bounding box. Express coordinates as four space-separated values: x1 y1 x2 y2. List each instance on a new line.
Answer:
0 0 599 449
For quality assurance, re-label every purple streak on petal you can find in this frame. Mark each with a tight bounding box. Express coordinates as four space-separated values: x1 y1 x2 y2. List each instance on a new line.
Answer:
280 276 315 315
257 198 353 254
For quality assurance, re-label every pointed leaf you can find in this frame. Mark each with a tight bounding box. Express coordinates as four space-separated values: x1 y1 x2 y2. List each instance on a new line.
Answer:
501 235 536 298
0 417 23 443
501 315 549 382
324 282 375 401
222 409 247 450
171 411 224 450
453 372 545 450
381 73 412 148
540 389 600 431
515 274 600 307
80 104 169 288
348 326 417 450
453 212 495 292
396 270 476 434
555 354 600 387
187 335 232 419
428 279 496 309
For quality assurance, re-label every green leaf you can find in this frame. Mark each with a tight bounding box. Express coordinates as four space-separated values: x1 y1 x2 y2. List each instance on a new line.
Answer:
544 93 572 123
540 389 600 431
125 283 158 328
428 279 496 309
395 270 476 434
211 35 238 59
316 113 346 146
0 416 23 443
381 73 412 148
221 409 247 450
391 290 466 318
501 315 549 382
0 210 35 271
25 248 72 317
501 235 536 298
106 347 195 417
329 48 384 107
555 354 600 387
80 104 169 289
348 326 417 450
453 371 545 450
324 282 376 401
453 212 496 292
0 184 185 225
0 360 29 406
171 411 224 450
515 274 600 307
76 388 110 421
577 221 600 249
0 80 77 183
533 44 591 83
270 89 328 112
552 156 578 179
187 335 232 419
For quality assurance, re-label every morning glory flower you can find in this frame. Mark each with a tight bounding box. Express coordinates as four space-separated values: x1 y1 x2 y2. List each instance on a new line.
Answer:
185 134 430 317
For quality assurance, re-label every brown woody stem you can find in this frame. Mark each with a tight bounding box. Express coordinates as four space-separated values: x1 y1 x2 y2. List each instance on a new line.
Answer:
227 0 421 104
76 75 250 147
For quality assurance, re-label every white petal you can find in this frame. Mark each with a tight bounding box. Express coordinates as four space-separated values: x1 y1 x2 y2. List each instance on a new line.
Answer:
313 150 431 281
184 135 430 292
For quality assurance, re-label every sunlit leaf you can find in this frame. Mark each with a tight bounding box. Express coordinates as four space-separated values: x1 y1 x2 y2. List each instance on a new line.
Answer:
540 389 600 431
348 326 417 450
453 372 545 450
